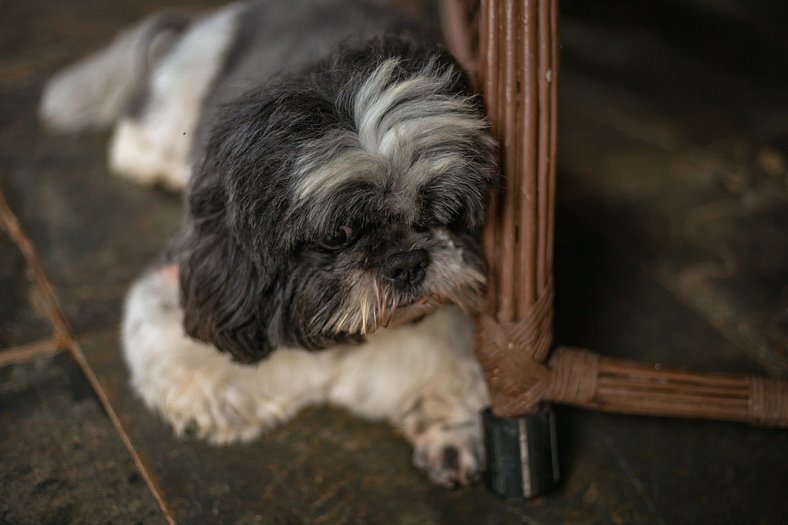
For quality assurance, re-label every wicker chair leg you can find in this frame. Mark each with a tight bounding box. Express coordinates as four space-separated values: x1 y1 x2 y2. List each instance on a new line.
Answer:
471 0 561 498
441 0 787 500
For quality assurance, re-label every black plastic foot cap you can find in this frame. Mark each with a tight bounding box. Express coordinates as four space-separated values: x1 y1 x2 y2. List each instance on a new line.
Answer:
482 404 560 498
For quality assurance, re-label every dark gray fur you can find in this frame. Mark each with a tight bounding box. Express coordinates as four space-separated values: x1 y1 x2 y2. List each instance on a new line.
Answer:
175 0 499 364
193 0 422 152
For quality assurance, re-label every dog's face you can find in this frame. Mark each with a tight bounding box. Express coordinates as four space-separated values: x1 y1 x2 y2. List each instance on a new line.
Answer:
178 36 498 363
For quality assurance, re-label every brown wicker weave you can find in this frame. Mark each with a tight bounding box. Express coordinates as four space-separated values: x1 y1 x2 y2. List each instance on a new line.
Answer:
441 0 788 428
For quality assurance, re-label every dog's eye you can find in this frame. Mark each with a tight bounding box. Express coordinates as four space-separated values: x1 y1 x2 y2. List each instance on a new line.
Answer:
322 225 356 249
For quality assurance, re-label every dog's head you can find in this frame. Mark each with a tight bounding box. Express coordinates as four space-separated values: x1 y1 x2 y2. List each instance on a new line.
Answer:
178 35 498 363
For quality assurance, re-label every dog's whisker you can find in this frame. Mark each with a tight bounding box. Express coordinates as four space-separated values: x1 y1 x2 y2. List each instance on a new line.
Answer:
360 297 368 335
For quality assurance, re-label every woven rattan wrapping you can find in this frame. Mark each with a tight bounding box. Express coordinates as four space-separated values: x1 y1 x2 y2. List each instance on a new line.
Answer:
441 0 788 427
473 0 558 417
547 348 788 427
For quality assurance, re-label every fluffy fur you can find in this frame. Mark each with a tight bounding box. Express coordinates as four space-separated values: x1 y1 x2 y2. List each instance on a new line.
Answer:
41 0 499 487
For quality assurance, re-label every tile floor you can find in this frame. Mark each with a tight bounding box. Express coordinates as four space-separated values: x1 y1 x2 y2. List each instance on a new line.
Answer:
1 1 786 523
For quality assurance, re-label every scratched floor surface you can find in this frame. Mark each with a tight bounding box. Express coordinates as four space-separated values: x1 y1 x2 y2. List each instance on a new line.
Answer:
1 0 786 523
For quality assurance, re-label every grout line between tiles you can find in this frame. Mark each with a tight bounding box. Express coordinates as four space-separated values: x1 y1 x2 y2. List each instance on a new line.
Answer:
0 338 63 367
0 186 177 525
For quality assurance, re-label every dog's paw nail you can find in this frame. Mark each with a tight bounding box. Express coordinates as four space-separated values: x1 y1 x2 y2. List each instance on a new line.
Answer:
413 424 483 488
182 418 200 437
442 445 460 470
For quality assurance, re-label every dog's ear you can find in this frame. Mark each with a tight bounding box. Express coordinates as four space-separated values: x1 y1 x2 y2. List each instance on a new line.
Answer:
177 179 276 364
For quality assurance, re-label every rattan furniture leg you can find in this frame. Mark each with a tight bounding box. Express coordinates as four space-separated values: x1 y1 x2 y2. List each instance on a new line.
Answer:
441 0 788 499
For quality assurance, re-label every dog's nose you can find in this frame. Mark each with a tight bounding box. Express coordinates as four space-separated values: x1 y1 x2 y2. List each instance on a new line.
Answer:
383 249 429 289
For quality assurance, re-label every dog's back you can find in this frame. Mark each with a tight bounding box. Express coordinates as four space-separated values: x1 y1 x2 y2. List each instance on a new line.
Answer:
39 0 424 189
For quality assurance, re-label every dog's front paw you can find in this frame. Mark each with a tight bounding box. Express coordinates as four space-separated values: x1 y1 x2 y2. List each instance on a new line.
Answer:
138 369 291 445
412 422 484 487
159 378 267 444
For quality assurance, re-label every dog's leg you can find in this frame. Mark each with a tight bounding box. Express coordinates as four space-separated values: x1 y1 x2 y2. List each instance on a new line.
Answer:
327 307 490 487
123 267 336 444
108 4 243 191
39 10 193 133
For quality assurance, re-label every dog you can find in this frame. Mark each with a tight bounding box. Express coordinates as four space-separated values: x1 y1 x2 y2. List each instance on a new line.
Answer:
40 0 499 487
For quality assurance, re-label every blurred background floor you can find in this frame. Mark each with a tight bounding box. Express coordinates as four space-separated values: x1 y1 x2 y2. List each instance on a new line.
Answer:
1 0 786 523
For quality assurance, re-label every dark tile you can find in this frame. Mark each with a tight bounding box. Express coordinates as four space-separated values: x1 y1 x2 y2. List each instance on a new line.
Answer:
80 329 533 525
0 0 227 90
0 26 184 336
558 3 788 376
2 0 785 522
0 351 164 524
551 209 788 524
1 128 184 336
0 0 227 339
0 229 53 348
0 36 183 337
557 83 788 376
559 0 788 144
554 208 768 373
74 213 788 524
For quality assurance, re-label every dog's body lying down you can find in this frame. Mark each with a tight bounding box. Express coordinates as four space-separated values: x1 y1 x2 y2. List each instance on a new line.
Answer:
41 0 498 486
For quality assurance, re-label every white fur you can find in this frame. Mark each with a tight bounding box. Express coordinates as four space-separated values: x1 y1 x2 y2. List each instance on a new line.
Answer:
123 268 489 483
325 228 486 336
296 58 493 220
109 3 242 190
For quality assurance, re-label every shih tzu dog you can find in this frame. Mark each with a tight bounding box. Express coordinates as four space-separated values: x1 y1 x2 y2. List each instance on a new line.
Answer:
40 0 498 487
